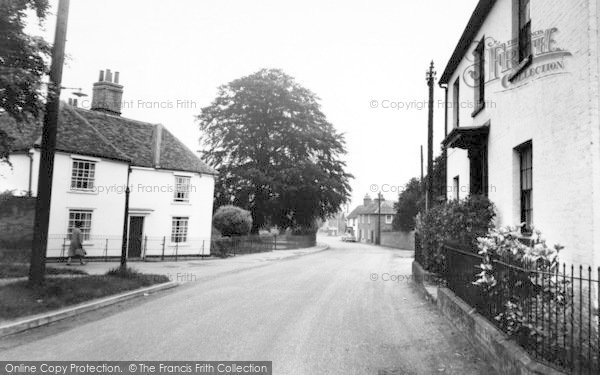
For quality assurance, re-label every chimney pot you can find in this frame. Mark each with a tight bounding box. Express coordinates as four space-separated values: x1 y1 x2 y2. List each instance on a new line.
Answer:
91 68 124 115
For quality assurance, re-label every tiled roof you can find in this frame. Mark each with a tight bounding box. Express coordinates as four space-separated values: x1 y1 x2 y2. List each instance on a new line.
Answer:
1 104 217 175
347 200 396 218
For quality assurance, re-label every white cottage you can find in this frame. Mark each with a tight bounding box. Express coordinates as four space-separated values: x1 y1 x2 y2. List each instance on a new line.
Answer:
0 70 216 258
440 0 600 268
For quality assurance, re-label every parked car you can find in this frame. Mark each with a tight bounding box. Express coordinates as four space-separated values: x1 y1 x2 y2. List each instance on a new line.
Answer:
341 232 356 242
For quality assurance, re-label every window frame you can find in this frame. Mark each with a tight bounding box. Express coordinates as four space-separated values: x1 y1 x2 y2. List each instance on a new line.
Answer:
453 176 460 201
385 215 393 225
472 38 486 117
453 78 460 128
70 159 96 192
518 142 533 234
173 175 191 203
67 209 93 241
171 216 189 243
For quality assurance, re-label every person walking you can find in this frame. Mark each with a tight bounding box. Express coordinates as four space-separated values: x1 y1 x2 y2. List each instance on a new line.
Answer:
67 221 87 265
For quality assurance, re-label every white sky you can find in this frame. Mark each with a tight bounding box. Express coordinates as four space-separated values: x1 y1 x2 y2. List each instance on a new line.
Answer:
35 0 479 210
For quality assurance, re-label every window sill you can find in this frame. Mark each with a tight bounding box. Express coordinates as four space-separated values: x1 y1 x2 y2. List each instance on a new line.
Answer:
507 55 533 82
471 103 485 118
68 189 98 195
172 201 191 206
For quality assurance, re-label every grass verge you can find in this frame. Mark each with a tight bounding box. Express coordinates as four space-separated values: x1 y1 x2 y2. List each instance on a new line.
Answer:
0 267 169 320
0 263 88 279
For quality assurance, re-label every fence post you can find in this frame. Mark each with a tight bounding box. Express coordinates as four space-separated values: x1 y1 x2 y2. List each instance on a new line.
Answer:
202 240 205 257
175 242 179 262
104 238 108 262
143 235 148 261
161 236 166 261
274 235 277 251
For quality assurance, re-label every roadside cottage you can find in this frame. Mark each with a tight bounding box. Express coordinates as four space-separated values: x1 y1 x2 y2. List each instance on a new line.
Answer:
0 70 216 258
440 0 600 268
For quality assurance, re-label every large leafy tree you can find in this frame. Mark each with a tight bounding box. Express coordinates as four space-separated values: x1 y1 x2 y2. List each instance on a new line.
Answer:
0 0 50 161
393 178 423 232
198 69 352 232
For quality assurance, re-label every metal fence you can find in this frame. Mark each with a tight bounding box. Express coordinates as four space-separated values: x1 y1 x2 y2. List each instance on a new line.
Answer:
45 233 317 261
444 243 600 374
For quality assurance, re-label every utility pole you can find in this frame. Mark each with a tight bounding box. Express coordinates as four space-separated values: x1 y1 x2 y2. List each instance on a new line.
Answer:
29 0 70 285
425 61 436 212
420 145 424 183
120 167 132 269
376 192 382 245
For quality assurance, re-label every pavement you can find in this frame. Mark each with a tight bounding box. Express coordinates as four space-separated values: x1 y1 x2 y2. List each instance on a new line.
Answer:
0 237 495 375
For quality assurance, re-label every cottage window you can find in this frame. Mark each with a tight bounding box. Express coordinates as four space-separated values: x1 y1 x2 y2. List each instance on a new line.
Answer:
473 38 485 115
171 217 189 243
174 176 191 202
518 142 533 233
453 78 460 127
71 160 96 191
518 0 531 63
385 215 393 224
68 210 93 241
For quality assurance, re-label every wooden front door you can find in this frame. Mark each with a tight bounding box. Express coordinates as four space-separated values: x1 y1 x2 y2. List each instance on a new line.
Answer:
127 216 144 258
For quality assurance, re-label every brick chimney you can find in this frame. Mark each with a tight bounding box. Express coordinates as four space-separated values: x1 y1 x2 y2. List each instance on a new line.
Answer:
91 69 123 115
363 194 372 207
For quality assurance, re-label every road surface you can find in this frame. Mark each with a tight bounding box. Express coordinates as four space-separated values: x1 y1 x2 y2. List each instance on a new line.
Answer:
0 237 495 375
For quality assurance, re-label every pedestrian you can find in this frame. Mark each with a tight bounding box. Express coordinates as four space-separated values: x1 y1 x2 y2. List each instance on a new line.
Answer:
67 221 87 265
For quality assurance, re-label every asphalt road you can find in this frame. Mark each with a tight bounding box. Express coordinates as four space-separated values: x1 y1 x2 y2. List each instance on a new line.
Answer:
0 237 495 375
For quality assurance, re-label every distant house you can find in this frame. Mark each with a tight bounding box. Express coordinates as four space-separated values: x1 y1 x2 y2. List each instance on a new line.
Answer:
348 194 395 243
0 70 217 258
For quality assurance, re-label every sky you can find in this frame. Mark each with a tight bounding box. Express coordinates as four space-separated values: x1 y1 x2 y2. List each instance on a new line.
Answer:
33 0 479 210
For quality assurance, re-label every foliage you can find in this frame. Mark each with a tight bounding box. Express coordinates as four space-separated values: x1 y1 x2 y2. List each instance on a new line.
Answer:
212 205 253 237
198 69 352 233
416 195 496 273
474 227 570 353
393 178 423 232
0 0 51 162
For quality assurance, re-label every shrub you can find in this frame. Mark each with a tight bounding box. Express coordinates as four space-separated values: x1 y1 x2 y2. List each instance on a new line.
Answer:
212 205 253 237
416 195 495 273
474 227 570 357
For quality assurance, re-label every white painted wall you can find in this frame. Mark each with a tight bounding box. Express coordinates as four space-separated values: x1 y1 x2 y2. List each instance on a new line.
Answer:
128 168 215 256
445 0 598 267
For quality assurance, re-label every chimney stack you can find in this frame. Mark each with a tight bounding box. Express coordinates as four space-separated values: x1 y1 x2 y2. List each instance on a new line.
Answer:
91 69 123 115
363 194 372 207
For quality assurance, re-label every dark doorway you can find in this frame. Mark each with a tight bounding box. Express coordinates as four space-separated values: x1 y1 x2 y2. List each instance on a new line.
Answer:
128 216 144 258
468 145 488 196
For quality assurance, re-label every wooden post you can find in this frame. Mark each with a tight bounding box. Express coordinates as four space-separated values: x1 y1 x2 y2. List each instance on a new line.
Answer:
175 242 178 262
29 0 71 285
161 236 165 261
104 238 108 262
143 235 147 261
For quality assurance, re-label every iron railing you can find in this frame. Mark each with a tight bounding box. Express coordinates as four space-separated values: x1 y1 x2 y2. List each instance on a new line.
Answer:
444 243 600 374
45 233 317 261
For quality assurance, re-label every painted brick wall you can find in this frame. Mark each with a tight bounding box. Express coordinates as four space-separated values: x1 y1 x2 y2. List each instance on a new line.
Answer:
445 0 599 267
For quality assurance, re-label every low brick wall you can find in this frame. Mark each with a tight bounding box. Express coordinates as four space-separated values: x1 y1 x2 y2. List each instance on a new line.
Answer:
437 287 566 375
0 196 35 258
380 230 414 250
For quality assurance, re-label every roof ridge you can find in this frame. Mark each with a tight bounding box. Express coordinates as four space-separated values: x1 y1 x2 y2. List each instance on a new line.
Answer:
73 106 159 127
64 104 131 162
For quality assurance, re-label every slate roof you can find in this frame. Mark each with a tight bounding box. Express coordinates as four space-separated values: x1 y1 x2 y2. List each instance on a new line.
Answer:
1 103 217 175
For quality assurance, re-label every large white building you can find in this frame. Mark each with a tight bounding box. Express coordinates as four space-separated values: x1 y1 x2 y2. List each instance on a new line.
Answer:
0 70 216 258
440 0 600 268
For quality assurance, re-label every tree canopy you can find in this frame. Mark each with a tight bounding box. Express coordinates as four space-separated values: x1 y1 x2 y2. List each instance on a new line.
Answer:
198 69 352 232
0 0 50 161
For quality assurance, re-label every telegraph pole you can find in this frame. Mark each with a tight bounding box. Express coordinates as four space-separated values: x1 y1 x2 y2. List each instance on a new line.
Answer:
29 0 70 285
420 145 424 183
376 192 382 245
425 61 436 212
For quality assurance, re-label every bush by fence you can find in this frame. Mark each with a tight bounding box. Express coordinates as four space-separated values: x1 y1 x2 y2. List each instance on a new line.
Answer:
415 195 495 273
444 242 599 374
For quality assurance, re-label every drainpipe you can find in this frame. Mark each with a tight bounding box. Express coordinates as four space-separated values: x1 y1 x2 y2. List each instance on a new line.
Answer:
440 83 449 201
120 164 132 269
27 148 34 197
